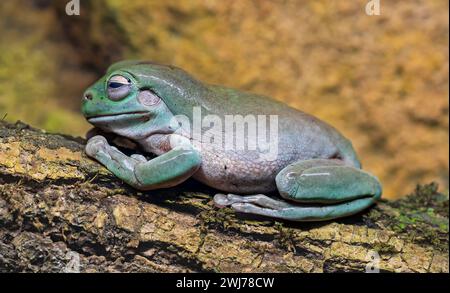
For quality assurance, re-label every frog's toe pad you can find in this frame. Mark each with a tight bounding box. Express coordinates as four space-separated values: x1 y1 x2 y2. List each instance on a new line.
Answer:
213 193 244 208
85 135 109 157
131 154 147 163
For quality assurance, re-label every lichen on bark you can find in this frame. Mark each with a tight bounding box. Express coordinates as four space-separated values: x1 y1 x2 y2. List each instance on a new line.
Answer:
0 121 448 272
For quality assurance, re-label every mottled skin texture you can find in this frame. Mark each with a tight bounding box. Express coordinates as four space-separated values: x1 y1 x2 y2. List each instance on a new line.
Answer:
82 60 382 221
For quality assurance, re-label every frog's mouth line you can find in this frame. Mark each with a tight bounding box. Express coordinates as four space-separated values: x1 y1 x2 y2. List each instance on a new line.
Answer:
87 111 151 123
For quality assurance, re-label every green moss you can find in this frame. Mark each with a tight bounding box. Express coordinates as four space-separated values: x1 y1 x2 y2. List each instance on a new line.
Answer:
384 182 449 252
274 222 296 252
199 207 237 231
371 242 397 254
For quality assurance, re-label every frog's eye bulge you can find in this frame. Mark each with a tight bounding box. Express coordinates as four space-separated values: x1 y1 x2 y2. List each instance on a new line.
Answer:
107 75 132 101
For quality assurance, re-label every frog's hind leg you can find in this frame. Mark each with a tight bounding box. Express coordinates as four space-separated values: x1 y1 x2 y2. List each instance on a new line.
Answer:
213 159 382 221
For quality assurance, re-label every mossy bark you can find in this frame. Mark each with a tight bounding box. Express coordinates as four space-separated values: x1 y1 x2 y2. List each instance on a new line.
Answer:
0 121 448 272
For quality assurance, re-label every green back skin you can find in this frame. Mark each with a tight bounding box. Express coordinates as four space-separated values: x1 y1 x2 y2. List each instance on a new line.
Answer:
106 60 359 165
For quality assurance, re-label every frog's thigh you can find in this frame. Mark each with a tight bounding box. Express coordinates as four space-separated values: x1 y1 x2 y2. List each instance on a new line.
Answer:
269 159 382 221
85 135 201 190
276 159 382 203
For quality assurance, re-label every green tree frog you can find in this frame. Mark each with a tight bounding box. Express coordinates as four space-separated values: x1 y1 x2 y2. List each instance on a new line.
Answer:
82 60 382 221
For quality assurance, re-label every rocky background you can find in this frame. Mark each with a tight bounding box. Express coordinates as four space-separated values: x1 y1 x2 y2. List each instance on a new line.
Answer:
0 0 448 199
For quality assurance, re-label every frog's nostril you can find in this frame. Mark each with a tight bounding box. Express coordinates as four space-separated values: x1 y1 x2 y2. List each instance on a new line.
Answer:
84 93 93 101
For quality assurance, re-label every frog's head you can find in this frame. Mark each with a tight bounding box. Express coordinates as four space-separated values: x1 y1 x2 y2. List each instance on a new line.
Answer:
82 60 207 139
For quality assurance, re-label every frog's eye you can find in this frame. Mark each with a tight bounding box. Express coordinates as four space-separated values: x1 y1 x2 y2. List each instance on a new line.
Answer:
107 75 132 101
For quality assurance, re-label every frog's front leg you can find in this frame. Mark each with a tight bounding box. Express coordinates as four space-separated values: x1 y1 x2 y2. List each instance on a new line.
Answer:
85 135 201 190
214 159 382 221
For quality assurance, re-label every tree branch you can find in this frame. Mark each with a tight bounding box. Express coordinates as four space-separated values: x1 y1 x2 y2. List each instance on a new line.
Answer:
0 121 448 272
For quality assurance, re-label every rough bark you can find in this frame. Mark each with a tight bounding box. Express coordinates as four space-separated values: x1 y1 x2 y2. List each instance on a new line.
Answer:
0 121 448 273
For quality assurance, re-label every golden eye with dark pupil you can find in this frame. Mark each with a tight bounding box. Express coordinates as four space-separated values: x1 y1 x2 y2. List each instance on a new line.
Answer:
107 75 132 101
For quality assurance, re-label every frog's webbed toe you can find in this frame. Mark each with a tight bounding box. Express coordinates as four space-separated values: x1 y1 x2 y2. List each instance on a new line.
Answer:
85 135 110 157
130 154 147 163
213 193 292 210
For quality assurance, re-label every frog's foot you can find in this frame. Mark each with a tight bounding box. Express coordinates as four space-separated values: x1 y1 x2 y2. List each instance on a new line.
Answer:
85 135 201 190
86 135 145 187
214 193 291 210
214 159 382 222
214 193 301 219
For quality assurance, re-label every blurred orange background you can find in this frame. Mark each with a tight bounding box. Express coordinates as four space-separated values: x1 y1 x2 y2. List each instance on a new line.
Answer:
0 0 448 198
